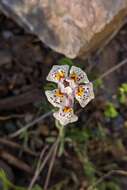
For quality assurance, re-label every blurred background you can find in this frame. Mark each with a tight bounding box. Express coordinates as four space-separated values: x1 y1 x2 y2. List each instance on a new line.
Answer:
0 7 127 190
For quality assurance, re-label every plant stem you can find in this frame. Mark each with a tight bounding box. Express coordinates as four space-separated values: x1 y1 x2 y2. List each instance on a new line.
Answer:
55 120 65 156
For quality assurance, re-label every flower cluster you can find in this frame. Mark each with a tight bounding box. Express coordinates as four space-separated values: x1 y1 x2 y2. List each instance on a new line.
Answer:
45 65 94 126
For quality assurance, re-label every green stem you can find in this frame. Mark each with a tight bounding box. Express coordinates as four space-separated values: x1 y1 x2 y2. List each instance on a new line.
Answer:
55 120 65 156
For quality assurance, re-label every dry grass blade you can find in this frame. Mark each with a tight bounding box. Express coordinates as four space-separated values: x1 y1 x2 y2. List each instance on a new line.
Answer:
87 169 127 190
97 20 126 55
28 145 49 190
0 88 42 110
0 150 33 174
0 138 38 156
9 111 53 138
28 138 59 190
0 114 24 120
96 58 127 81
44 138 59 190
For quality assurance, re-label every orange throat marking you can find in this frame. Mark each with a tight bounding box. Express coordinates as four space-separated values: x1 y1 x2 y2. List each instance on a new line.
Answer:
76 86 84 96
55 89 64 97
70 72 78 82
55 70 65 81
63 107 72 113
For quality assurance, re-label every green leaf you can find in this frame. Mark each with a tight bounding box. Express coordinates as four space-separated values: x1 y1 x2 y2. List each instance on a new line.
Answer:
0 170 43 190
95 123 107 139
32 185 43 190
119 93 126 104
44 82 57 91
104 102 118 119
84 161 96 178
106 181 121 190
118 83 127 104
66 128 90 143
98 182 106 190
0 169 25 190
121 83 127 93
94 79 103 89
58 58 74 66
97 181 120 190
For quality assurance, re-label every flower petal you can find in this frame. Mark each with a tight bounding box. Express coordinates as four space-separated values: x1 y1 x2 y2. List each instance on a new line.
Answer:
46 65 69 83
69 66 89 84
45 89 66 108
75 83 94 108
53 107 78 126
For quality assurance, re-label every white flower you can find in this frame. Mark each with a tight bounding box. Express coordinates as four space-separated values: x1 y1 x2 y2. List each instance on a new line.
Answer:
53 107 78 126
45 65 94 126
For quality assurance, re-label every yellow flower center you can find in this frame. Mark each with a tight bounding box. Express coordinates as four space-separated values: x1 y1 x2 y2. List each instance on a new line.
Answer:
55 70 65 81
55 89 64 97
70 72 77 82
76 86 84 97
63 107 72 113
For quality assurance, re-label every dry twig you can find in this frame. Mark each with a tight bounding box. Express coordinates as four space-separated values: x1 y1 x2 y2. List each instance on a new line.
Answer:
28 138 59 190
95 58 127 81
0 138 38 156
28 145 49 190
87 169 127 190
0 114 24 120
0 150 33 174
97 20 126 55
44 139 59 190
9 111 53 138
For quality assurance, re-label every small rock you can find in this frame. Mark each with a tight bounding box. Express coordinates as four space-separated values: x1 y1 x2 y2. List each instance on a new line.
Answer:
0 0 127 58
